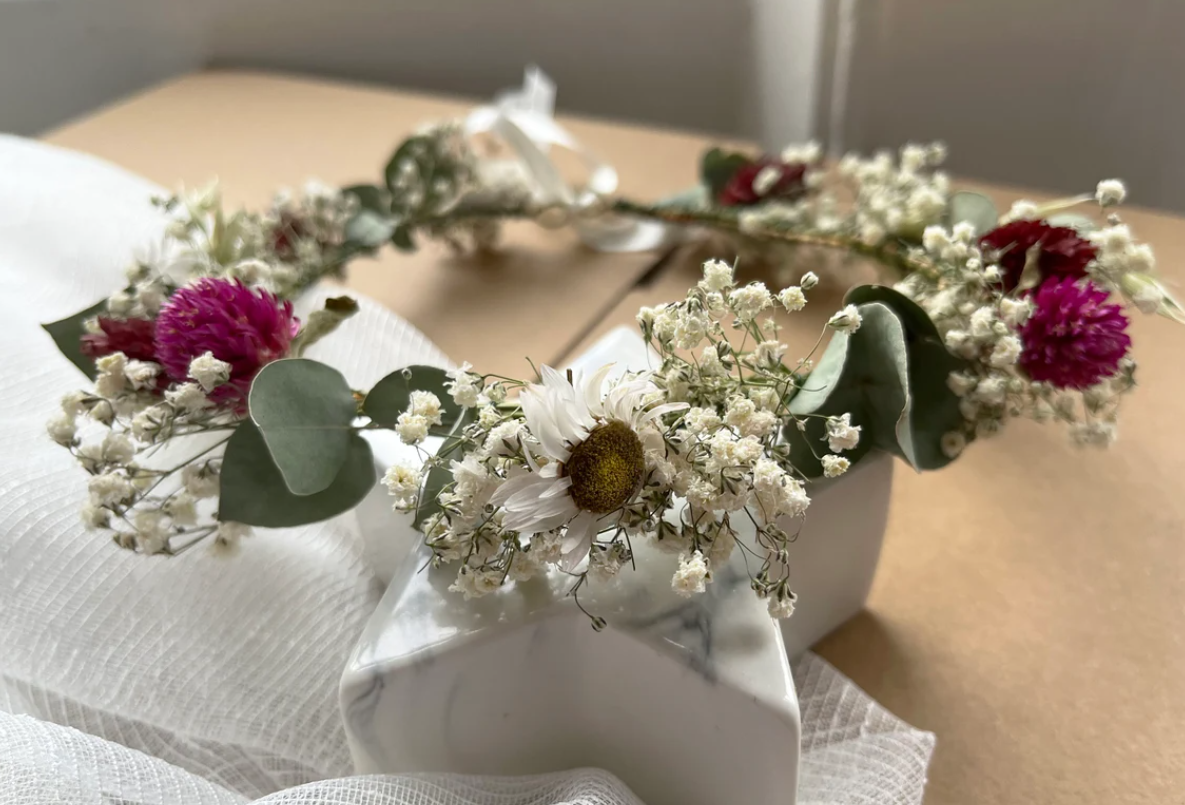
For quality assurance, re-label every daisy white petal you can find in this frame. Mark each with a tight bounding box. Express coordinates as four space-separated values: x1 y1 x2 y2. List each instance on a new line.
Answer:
559 512 600 571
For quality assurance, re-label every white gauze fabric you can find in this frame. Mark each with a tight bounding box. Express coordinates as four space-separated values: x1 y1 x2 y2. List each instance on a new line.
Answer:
1 654 931 805
0 135 933 805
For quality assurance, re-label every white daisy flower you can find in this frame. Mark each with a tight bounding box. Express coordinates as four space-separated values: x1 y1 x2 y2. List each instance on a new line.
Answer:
490 365 687 571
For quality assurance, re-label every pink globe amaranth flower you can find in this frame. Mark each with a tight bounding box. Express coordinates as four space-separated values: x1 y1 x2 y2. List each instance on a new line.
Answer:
154 278 299 406
1019 277 1131 390
979 220 1097 292
718 158 808 207
81 317 157 362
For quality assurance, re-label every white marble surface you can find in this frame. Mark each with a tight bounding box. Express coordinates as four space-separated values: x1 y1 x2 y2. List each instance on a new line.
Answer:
341 534 801 805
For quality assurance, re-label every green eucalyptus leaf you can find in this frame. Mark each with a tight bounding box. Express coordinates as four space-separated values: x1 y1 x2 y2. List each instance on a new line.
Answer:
363 365 463 430
391 225 417 253
854 286 971 468
847 287 970 471
655 186 710 210
384 136 427 194
344 209 395 249
945 191 998 236
784 305 908 478
42 300 106 379
413 461 453 531
843 285 938 339
700 147 751 199
1046 212 1098 234
343 184 388 214
903 339 968 471
249 359 359 496
219 419 375 528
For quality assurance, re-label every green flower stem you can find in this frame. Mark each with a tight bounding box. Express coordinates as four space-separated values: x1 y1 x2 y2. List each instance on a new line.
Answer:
608 199 936 280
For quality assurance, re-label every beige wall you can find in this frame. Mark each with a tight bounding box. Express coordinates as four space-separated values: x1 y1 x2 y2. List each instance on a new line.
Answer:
4 0 1179 213
836 0 1185 211
0 0 204 135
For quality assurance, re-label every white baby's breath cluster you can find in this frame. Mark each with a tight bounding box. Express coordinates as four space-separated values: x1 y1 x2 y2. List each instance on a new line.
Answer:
734 141 948 243
51 350 249 555
727 143 951 290
103 179 355 326
837 142 950 245
391 259 859 622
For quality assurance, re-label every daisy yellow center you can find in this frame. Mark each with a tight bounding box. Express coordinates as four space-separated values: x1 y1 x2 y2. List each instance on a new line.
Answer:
563 420 645 514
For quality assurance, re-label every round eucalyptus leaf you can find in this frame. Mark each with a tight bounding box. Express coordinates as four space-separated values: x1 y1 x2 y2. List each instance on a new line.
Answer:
343 184 388 215
249 359 358 496
414 462 454 531
1046 212 1098 234
700 147 751 199
842 286 970 470
219 420 376 528
945 191 998 236
363 365 462 430
344 209 395 249
786 303 910 477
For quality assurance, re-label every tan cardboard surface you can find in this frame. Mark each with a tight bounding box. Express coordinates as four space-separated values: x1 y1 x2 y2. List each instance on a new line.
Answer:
44 71 1185 803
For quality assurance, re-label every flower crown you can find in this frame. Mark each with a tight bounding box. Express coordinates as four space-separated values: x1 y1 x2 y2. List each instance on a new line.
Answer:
43 123 1179 622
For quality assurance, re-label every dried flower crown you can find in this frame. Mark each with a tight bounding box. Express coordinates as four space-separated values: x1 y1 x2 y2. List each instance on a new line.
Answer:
42 120 1179 621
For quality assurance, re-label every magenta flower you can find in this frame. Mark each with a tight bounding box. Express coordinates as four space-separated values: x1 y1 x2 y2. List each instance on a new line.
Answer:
154 278 299 406
1019 277 1130 389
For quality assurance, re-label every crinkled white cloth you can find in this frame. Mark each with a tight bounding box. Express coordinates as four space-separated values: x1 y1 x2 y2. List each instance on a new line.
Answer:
0 135 933 804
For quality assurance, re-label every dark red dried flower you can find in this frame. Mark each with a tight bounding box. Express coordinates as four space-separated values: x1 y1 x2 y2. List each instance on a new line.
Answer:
271 212 308 261
80 317 157 362
1019 277 1131 389
979 220 1097 292
718 159 808 207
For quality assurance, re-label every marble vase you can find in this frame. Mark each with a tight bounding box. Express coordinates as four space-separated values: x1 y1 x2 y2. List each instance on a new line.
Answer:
341 460 893 805
342 327 894 804
340 531 801 805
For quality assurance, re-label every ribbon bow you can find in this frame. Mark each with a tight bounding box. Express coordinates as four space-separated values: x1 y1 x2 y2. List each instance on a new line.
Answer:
464 66 677 253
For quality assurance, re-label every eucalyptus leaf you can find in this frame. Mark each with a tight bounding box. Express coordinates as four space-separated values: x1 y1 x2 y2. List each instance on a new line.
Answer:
42 300 106 379
384 136 428 195
413 461 453 531
391 225 417 253
846 285 970 470
249 359 359 496
844 285 937 339
655 186 710 210
344 209 395 249
343 184 389 214
363 365 464 431
903 340 968 470
700 147 751 199
786 287 970 476
219 419 376 528
784 306 905 478
945 191 998 236
1046 212 1098 234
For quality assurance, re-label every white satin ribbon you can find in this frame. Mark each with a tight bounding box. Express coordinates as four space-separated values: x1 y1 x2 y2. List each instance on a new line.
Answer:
464 66 677 253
